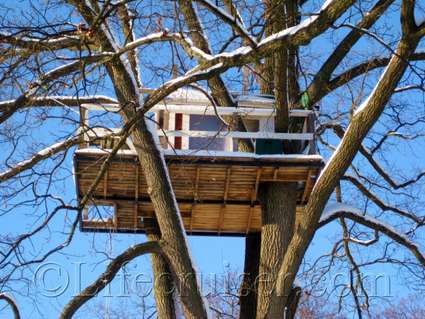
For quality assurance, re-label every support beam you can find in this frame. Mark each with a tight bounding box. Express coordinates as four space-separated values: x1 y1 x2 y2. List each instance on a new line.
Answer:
251 168 262 205
301 169 313 203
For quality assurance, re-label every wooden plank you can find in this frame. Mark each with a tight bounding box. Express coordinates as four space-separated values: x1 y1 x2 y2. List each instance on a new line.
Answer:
83 207 88 220
103 171 108 199
133 203 138 229
135 166 139 198
218 167 231 234
251 168 262 205
218 207 225 233
194 166 200 201
190 204 195 234
301 169 313 203
81 201 305 235
223 167 231 203
246 206 254 234
273 167 279 181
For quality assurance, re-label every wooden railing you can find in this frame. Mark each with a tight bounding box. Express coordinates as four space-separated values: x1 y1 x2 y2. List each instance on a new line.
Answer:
78 103 317 155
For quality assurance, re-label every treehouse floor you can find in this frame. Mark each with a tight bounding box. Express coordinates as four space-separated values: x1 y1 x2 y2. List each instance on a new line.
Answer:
74 149 324 236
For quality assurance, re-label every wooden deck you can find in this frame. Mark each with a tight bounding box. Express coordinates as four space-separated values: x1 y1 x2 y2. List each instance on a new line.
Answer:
74 149 324 236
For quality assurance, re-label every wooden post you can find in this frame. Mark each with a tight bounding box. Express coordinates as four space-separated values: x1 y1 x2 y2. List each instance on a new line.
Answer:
218 167 231 234
307 112 316 154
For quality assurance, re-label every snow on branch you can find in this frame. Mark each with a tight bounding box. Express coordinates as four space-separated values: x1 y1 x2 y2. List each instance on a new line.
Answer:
318 203 425 267
119 31 213 61
0 95 118 109
0 128 120 182
199 0 354 68
0 31 94 51
0 137 82 182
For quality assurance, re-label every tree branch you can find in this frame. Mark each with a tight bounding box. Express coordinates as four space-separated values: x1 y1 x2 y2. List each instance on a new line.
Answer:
318 205 425 267
0 95 117 110
0 293 21 319
341 175 423 224
60 241 162 319
305 0 395 108
326 123 425 191
194 0 257 47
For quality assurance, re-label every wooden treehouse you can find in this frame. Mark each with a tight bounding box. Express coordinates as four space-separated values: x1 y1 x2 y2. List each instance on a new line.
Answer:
74 89 324 236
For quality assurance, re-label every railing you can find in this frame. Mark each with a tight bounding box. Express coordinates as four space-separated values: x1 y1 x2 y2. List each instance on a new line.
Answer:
78 103 317 155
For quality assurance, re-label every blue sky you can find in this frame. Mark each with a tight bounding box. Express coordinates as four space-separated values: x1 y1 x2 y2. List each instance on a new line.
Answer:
1 0 425 318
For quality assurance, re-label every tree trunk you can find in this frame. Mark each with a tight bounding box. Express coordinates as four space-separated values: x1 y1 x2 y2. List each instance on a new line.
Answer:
256 183 297 319
147 233 176 319
239 232 261 318
254 1 302 317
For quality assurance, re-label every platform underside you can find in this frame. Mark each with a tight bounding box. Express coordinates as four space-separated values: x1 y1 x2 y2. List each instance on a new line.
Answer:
74 149 324 236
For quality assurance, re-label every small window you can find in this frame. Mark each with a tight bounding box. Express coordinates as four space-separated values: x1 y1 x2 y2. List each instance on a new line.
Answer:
83 201 115 222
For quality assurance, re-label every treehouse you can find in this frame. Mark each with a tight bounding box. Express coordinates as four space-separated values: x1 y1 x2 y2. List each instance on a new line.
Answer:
74 89 324 236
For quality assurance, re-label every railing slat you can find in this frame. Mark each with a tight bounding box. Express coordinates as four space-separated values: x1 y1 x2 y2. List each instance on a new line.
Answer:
157 130 314 141
81 103 313 118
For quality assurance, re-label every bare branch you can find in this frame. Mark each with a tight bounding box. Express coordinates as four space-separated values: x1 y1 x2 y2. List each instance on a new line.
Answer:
305 0 395 108
194 0 257 47
318 206 425 267
60 241 162 319
0 293 21 319
326 123 425 190
342 175 423 224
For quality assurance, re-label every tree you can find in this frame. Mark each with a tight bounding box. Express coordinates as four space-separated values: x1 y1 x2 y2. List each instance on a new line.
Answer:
1 0 425 318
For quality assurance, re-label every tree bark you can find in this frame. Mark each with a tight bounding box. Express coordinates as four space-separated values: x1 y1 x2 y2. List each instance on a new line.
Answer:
147 233 176 319
255 2 301 318
256 183 297 319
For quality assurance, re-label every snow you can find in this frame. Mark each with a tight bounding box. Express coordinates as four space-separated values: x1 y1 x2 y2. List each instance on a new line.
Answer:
165 87 211 104
321 202 364 220
259 16 317 47
158 129 313 141
75 147 323 162
0 32 79 44
319 202 414 245
0 139 72 180
321 0 335 11
212 46 251 59
237 94 275 108
258 0 337 49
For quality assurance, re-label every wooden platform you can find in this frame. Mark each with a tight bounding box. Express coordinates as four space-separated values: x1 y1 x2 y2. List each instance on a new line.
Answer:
74 149 324 236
